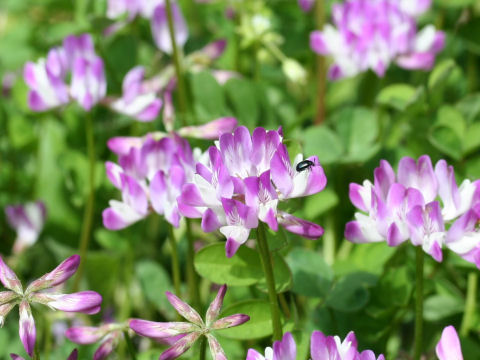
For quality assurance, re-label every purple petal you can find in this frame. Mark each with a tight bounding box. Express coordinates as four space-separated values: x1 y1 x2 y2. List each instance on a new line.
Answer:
310 31 328 54
278 212 324 239
129 319 198 338
68 349 79 360
34 291 102 314
436 326 463 360
93 336 116 360
211 314 250 330
19 301 36 357
165 292 203 325
151 3 189 54
178 117 238 140
273 332 296 360
206 334 227 360
298 0 315 12
65 326 104 345
0 256 22 294
26 255 80 293
160 332 201 360
206 285 227 326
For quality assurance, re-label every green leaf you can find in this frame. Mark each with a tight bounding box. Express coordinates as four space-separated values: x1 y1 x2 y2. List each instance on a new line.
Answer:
190 71 227 123
424 294 464 321
428 106 466 160
136 260 173 314
464 123 480 155
335 107 380 163
286 248 333 297
194 243 292 293
217 300 273 340
224 78 259 128
376 84 419 111
458 18 480 54
303 188 339 219
428 59 457 91
376 267 412 308
94 228 129 253
303 126 344 164
325 272 377 312
85 252 121 303
333 243 396 276
7 114 35 148
435 0 477 7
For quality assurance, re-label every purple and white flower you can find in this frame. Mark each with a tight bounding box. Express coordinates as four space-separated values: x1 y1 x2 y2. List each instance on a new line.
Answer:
106 0 188 53
5 201 46 254
24 33 106 112
178 126 326 257
310 0 444 79
345 155 480 266
110 66 163 122
246 330 384 360
0 255 102 356
130 285 249 360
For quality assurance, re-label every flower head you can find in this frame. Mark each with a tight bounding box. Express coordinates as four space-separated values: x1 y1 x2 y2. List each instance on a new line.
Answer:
130 285 249 359
178 126 326 257
66 321 128 360
310 0 444 79
246 331 384 360
5 201 46 254
345 156 480 266
0 255 102 356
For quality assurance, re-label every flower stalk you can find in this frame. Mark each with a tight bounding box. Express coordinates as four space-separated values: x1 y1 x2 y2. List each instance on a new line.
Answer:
460 271 478 337
186 219 200 310
73 112 96 292
413 246 424 360
124 331 138 360
167 223 182 297
165 0 188 125
256 222 283 341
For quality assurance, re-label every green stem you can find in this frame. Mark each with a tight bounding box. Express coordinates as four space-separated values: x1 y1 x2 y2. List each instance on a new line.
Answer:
73 113 96 292
413 246 424 360
124 331 138 360
460 272 478 337
314 0 326 124
256 222 283 341
167 224 182 297
165 0 188 125
186 219 201 310
199 336 207 360
33 345 41 360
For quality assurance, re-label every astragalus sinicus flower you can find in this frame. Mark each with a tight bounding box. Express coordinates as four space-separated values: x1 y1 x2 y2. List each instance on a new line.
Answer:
345 155 480 266
130 284 249 359
5 201 46 254
66 321 129 360
310 0 445 79
103 118 237 230
0 255 102 356
247 331 384 360
178 126 326 257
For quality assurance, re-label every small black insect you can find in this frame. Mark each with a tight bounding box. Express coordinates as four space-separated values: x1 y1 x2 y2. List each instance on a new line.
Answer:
296 159 314 172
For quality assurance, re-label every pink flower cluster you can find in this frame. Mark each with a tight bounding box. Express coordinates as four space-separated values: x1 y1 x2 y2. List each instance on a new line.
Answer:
23 34 162 121
107 0 188 54
247 331 384 360
103 117 237 230
247 325 464 360
310 0 445 79
346 156 480 266
178 126 327 257
24 34 106 111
